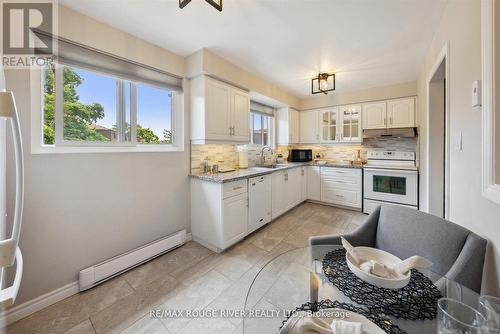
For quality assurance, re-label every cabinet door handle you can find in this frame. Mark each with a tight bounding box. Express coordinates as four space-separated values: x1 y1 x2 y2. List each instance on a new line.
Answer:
252 183 256 186
336 194 345 198
259 218 264 222
233 186 243 190
258 179 265 183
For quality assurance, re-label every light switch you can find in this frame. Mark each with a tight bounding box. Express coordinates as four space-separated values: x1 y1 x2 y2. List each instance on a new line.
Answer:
472 80 482 107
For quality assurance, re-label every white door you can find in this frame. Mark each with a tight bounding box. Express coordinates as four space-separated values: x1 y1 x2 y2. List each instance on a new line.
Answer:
205 79 232 140
307 166 321 201
222 193 248 248
319 108 339 143
300 110 319 143
339 105 362 143
231 88 250 141
300 167 307 202
387 98 415 128
248 175 272 233
362 102 387 130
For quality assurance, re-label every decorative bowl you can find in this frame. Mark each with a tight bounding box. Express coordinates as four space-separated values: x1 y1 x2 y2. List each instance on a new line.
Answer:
346 247 411 290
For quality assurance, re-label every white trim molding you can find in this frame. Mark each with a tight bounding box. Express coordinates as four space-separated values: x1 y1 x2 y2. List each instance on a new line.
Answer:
0 281 79 326
425 40 451 218
482 0 500 205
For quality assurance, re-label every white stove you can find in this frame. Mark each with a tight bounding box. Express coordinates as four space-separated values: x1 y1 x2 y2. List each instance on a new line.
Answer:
363 151 418 214
365 151 417 170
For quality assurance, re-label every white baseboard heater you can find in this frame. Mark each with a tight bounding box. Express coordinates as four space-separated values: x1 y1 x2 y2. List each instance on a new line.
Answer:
79 229 187 291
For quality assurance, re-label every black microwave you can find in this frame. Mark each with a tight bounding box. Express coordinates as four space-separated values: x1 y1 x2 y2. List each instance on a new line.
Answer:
288 149 313 162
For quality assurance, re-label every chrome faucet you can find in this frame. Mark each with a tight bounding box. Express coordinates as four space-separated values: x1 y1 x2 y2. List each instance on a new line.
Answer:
260 146 274 166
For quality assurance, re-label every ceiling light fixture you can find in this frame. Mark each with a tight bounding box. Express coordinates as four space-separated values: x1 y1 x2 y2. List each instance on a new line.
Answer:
312 73 335 95
179 0 222 11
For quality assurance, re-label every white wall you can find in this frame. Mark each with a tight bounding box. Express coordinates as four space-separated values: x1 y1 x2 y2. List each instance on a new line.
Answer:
4 7 191 305
417 0 500 295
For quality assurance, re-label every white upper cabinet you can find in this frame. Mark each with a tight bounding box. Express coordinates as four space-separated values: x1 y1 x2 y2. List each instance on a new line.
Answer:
318 105 361 144
204 79 232 139
363 98 415 130
387 98 415 128
362 101 387 129
277 107 300 145
319 108 339 143
231 89 251 141
191 76 250 144
339 104 362 143
300 110 319 143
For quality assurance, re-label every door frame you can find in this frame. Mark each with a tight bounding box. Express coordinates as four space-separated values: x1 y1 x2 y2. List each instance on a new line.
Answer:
426 41 451 219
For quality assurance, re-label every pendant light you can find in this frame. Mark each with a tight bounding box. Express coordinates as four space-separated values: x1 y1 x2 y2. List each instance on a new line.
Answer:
312 73 335 95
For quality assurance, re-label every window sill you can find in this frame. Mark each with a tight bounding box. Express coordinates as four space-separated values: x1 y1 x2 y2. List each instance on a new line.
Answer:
31 144 185 154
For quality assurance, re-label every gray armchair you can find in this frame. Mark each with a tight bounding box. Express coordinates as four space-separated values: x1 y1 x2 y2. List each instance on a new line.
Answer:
309 205 487 293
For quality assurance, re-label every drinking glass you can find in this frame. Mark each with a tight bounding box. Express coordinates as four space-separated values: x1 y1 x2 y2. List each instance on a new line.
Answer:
438 298 487 334
479 295 500 333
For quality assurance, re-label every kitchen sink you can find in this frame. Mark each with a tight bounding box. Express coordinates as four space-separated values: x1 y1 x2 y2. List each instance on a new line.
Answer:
258 164 289 169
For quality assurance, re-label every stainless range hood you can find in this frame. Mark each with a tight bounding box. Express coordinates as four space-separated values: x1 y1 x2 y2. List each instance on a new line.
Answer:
363 127 418 138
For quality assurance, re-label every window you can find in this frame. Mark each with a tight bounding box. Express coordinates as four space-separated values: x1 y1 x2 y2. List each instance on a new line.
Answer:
62 66 118 143
136 83 173 144
41 63 180 151
250 112 272 146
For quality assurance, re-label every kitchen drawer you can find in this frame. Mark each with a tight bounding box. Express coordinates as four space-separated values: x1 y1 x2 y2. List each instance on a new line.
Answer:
321 175 360 188
223 179 248 199
321 167 361 178
322 186 361 208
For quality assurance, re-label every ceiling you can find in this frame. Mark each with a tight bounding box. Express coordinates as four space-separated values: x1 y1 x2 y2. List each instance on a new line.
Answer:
59 0 448 98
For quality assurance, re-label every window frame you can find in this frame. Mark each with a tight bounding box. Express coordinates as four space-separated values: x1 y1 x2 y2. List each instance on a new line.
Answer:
250 111 275 147
31 64 184 154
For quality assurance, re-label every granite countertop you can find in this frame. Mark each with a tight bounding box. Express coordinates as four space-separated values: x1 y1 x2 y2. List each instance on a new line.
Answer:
190 162 363 183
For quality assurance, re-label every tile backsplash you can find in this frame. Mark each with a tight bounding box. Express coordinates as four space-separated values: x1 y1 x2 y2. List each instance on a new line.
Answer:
191 137 418 173
282 137 418 162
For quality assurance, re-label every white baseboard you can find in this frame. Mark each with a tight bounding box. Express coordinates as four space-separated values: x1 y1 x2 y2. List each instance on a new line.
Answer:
0 232 194 327
0 281 79 327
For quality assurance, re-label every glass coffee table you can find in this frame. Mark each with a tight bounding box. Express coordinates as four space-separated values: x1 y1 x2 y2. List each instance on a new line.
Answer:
243 245 480 334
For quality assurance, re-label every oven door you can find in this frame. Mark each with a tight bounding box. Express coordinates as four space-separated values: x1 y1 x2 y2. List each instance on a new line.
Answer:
364 168 418 206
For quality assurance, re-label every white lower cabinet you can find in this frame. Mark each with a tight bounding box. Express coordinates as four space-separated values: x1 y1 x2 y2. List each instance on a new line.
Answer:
191 179 248 252
320 168 362 209
307 166 321 201
300 167 307 202
272 171 288 219
248 175 272 234
191 166 362 252
272 167 302 219
223 192 249 246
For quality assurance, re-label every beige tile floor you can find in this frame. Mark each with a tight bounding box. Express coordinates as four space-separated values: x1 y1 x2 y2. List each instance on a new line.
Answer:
6 202 366 334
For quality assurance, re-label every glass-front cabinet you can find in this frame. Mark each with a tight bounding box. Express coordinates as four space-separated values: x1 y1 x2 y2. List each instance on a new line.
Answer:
320 108 339 142
340 104 362 142
319 105 362 143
